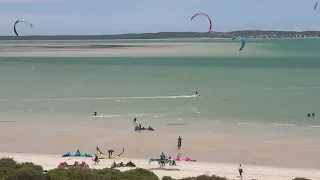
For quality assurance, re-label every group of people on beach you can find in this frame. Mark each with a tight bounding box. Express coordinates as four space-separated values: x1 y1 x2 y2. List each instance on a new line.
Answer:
132 117 154 131
92 150 115 165
307 112 315 118
89 90 249 178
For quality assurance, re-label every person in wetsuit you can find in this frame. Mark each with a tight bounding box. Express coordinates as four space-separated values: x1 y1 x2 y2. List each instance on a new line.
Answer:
177 136 182 150
108 150 114 159
160 152 166 167
93 111 97 116
93 154 100 165
238 164 244 177
133 117 138 124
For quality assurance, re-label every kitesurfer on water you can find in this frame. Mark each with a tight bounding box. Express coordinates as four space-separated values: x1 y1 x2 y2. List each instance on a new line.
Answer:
196 91 200 97
93 111 97 116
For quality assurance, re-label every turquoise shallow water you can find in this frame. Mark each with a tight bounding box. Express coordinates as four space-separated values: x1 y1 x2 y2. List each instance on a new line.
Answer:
0 39 320 132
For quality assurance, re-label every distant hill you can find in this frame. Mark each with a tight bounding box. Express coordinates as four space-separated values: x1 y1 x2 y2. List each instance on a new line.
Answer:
0 31 319 40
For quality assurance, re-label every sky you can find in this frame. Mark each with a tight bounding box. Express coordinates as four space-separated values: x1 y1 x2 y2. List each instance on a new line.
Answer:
0 0 319 35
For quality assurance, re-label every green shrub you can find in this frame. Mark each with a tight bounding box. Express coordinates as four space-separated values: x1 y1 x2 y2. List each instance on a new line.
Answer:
0 158 16 180
47 167 158 180
0 157 17 167
20 162 44 172
65 168 103 180
0 157 46 180
5 166 46 180
46 168 69 180
96 168 121 180
162 176 174 180
119 168 159 180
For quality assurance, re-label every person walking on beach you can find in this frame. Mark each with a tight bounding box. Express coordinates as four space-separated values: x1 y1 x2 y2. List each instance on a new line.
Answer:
238 164 244 178
93 154 100 165
161 152 166 159
160 152 166 167
177 136 182 150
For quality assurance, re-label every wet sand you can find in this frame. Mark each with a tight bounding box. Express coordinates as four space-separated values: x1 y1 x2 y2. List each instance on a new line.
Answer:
0 122 320 170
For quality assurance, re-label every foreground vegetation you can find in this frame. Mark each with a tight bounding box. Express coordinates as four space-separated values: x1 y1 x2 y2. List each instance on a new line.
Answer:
0 158 312 180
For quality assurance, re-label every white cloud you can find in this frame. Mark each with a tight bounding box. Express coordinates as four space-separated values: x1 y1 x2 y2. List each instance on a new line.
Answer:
0 0 66 3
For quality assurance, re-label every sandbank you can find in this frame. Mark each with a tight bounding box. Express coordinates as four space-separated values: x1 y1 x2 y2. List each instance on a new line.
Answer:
0 43 265 57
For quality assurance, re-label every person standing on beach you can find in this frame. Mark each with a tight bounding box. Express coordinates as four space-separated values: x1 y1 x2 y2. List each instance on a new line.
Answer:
177 136 182 150
108 149 114 159
238 164 244 178
133 117 139 125
93 154 100 165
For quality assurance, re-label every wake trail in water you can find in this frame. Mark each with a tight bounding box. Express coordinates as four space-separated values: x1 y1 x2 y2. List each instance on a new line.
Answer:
251 86 320 91
1 95 197 102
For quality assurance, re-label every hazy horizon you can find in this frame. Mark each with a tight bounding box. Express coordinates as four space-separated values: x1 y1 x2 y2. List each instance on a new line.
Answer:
0 30 319 38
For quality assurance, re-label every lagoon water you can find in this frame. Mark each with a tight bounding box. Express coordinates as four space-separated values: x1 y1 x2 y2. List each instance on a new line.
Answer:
0 38 320 140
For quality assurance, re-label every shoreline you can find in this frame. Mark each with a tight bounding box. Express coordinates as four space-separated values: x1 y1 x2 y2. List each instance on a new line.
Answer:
1 152 319 180
0 37 320 41
1 120 320 170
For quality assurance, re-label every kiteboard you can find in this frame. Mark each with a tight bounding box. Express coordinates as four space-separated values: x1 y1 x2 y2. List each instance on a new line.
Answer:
91 114 125 118
91 115 108 118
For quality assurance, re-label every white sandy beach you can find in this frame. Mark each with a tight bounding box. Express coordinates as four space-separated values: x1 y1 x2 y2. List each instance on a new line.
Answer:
0 153 319 180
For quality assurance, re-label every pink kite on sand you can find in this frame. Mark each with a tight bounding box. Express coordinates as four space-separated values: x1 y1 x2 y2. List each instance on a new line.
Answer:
175 156 197 162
